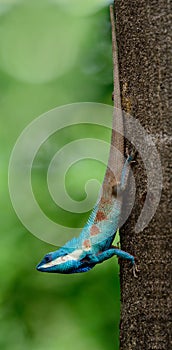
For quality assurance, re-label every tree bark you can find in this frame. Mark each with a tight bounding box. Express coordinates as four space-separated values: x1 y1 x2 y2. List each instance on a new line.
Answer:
113 1 172 349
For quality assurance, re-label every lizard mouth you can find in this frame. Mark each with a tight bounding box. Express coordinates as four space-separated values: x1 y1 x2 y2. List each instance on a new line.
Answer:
36 261 45 271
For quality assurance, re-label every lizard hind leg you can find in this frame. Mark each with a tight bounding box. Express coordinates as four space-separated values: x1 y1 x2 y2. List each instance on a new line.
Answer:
119 150 137 192
112 150 137 197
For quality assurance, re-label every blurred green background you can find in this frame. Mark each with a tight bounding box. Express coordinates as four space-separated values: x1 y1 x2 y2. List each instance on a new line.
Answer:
0 1 120 349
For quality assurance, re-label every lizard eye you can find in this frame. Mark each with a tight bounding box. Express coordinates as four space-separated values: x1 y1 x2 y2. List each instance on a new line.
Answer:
44 254 52 263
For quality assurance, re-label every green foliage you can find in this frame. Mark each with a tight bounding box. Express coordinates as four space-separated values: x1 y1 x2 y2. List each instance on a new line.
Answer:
0 1 120 349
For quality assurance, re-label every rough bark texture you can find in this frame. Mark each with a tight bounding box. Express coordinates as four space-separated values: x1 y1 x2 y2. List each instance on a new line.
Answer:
114 1 172 349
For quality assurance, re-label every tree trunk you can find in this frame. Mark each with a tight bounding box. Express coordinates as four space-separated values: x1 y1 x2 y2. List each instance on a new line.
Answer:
113 1 171 349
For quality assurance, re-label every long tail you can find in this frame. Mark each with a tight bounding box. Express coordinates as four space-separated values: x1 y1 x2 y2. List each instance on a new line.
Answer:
102 6 124 199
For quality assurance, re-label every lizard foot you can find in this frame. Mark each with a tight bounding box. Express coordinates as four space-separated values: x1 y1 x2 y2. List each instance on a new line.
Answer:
131 263 140 278
125 147 138 163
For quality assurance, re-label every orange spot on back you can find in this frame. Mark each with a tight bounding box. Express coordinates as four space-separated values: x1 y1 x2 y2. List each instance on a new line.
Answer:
95 211 107 222
90 225 100 236
83 239 91 249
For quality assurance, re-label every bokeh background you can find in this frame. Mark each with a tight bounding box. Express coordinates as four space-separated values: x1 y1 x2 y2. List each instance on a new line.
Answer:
0 1 120 349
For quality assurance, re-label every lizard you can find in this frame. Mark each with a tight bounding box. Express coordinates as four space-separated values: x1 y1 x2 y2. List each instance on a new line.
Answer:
36 5 137 276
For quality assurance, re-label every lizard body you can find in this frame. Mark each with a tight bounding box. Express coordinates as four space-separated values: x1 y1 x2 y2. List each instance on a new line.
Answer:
36 6 136 274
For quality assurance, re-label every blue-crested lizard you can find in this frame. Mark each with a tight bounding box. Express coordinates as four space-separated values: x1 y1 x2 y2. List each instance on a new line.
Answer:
36 5 137 276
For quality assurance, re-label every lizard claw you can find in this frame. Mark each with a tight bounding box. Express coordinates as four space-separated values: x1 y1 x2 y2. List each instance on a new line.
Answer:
131 263 140 278
130 160 137 164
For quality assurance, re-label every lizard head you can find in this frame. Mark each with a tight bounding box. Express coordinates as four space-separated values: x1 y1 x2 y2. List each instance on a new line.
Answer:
36 247 94 274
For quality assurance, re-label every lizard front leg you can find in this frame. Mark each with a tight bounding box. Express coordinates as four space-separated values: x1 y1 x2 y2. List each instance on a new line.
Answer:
84 247 135 265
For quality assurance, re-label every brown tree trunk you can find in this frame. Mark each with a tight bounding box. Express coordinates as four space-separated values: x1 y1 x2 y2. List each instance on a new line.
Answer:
113 1 171 349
